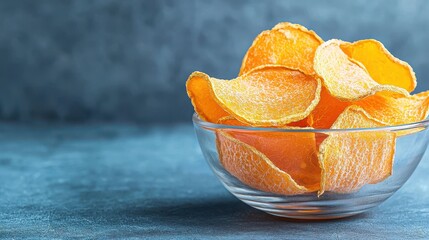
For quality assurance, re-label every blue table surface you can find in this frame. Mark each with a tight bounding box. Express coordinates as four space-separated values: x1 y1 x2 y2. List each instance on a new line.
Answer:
0 123 428 239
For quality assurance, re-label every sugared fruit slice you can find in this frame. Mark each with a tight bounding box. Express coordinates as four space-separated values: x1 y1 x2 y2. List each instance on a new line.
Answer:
186 72 229 122
216 130 309 195
318 106 395 195
341 39 416 92
239 22 323 76
314 39 408 101
308 87 350 129
356 91 429 126
223 129 321 190
210 65 321 126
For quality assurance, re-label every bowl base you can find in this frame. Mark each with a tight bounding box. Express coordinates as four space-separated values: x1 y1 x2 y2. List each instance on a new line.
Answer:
224 183 395 220
259 207 369 220
242 199 379 220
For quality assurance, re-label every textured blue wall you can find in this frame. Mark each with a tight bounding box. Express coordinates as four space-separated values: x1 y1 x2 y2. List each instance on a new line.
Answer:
0 0 428 122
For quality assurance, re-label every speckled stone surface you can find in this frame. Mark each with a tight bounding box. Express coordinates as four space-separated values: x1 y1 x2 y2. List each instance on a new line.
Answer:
0 123 428 239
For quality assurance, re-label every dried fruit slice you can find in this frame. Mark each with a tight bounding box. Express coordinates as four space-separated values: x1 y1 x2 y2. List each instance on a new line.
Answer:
310 88 429 129
318 106 396 195
217 115 311 128
314 39 409 101
341 39 416 92
186 72 229 122
309 87 350 129
287 117 312 128
217 116 249 126
330 106 384 129
216 130 309 195
356 91 429 126
223 129 321 190
210 65 321 126
239 22 323 76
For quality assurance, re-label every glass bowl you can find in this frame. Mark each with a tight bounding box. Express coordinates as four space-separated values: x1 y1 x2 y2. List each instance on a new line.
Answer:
193 113 429 220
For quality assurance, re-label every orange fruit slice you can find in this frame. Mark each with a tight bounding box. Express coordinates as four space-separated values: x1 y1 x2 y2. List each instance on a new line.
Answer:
355 91 429 126
287 117 312 128
314 39 409 101
318 106 395 195
217 115 311 128
216 116 249 126
186 72 229 123
309 87 429 129
239 22 323 76
308 87 350 129
216 130 309 195
210 65 321 126
222 129 321 191
341 39 416 93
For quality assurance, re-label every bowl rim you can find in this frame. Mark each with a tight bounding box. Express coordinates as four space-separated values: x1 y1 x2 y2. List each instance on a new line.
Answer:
192 113 429 133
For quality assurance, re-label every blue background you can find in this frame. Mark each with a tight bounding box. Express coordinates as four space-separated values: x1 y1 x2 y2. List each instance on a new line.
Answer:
1 0 428 123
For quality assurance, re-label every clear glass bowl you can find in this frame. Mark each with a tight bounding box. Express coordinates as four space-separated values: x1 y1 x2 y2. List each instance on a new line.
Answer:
193 113 429 220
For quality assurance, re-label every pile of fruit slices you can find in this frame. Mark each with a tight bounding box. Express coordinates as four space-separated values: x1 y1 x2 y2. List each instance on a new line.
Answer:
186 22 429 196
